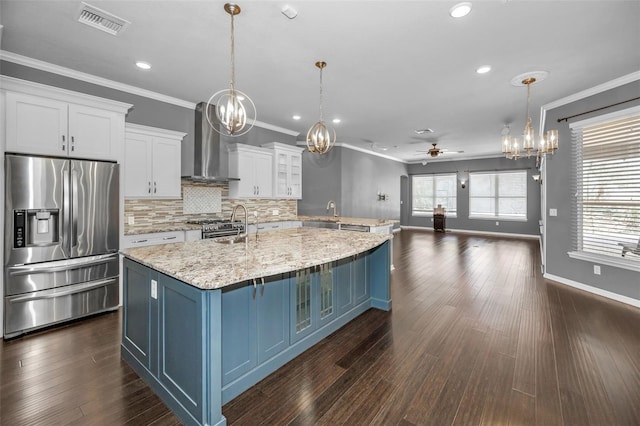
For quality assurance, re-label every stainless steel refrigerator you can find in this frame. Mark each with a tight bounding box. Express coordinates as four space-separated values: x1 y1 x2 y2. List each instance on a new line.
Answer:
4 154 119 338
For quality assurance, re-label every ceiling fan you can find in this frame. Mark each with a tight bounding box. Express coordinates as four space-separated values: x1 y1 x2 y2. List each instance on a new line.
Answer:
415 143 463 158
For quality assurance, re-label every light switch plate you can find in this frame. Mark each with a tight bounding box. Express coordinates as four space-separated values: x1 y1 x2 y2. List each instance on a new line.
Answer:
549 208 558 217
151 279 157 299
594 265 601 275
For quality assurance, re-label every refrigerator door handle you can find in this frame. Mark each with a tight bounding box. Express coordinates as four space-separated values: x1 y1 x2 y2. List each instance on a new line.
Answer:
71 168 79 249
62 166 71 256
7 253 118 276
7 278 117 303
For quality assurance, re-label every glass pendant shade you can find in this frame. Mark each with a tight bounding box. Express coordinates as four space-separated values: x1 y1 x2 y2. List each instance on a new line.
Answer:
307 61 336 154
511 137 521 159
206 3 256 137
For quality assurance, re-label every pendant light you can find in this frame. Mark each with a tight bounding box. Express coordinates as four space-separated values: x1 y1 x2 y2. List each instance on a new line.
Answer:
206 3 256 137
307 61 336 154
502 72 558 160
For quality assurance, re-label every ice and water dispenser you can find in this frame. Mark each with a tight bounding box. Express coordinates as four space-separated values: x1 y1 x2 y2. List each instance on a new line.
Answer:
13 209 60 248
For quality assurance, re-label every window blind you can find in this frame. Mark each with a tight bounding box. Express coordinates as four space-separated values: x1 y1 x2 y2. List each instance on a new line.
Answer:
412 174 457 216
571 112 640 258
469 171 527 219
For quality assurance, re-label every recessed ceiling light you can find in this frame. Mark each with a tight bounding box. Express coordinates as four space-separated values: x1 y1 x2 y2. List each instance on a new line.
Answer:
135 61 151 70
292 115 301 120
450 2 472 18
476 65 491 74
332 118 341 124
281 5 297 19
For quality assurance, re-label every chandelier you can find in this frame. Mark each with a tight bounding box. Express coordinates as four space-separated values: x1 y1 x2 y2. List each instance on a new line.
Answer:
206 3 256 137
307 61 336 154
502 73 558 161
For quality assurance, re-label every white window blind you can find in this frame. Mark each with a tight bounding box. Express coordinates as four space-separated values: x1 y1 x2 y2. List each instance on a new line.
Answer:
412 174 457 216
571 110 640 259
469 171 527 219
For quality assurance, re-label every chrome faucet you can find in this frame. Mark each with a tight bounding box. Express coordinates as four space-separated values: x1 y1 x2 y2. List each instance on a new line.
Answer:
230 204 249 240
326 200 338 217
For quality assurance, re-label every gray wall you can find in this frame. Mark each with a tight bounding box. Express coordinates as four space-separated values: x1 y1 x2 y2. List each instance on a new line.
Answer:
297 147 342 216
340 148 405 219
405 156 541 235
544 80 640 300
297 147 406 219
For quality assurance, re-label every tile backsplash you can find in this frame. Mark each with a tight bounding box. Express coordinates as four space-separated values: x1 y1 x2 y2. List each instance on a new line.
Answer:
124 180 298 234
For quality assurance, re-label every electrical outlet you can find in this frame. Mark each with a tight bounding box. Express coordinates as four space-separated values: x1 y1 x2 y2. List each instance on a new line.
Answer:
496 221 499 226
272 209 279 216
549 208 558 217
127 216 135 225
593 265 601 275
151 279 157 299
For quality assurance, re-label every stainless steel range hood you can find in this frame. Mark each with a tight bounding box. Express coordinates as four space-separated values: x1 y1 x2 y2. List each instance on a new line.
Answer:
185 102 239 182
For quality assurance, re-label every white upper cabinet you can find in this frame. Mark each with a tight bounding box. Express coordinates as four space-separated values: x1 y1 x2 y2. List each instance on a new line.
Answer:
262 142 304 199
2 76 131 161
124 123 185 199
228 144 273 198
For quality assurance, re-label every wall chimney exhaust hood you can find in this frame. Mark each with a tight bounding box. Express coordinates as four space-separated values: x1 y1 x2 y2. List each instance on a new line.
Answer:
185 102 239 182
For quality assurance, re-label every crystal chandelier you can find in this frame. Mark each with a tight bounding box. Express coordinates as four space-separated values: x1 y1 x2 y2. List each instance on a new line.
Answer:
206 3 256 137
307 61 336 154
502 73 558 161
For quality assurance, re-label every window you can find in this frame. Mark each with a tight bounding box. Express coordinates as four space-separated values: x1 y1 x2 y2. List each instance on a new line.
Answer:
469 171 527 219
570 108 640 261
412 174 457 216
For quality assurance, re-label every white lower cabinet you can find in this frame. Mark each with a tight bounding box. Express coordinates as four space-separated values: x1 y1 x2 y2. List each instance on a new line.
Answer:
124 124 185 199
122 231 185 249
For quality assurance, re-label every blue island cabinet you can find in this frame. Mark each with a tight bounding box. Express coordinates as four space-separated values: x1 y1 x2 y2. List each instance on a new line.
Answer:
221 274 290 385
122 258 223 426
121 239 391 426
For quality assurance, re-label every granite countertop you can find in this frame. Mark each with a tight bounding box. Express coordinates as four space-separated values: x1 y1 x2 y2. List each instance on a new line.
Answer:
297 215 398 227
124 215 397 235
122 228 391 290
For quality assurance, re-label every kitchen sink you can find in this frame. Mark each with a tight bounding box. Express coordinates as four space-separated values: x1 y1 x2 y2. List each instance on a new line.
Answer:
214 236 247 244
302 220 339 230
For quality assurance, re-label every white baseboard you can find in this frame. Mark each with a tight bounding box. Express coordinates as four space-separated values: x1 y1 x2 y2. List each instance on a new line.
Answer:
544 273 640 308
400 225 539 240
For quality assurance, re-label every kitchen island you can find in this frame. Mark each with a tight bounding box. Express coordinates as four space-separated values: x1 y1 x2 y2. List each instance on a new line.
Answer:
121 228 391 426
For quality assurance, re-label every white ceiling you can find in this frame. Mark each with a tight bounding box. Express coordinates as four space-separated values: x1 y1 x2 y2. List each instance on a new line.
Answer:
1 1 639 162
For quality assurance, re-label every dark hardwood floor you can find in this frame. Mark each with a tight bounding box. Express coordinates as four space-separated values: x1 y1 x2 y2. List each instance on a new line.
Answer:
2 229 639 425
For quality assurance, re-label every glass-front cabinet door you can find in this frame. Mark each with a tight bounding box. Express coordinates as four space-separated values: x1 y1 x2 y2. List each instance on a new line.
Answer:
289 153 302 198
290 263 336 343
276 152 289 196
292 268 314 343
318 263 336 326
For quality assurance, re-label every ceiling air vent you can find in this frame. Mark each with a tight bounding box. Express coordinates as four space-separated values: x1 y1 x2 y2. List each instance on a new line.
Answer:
76 2 130 36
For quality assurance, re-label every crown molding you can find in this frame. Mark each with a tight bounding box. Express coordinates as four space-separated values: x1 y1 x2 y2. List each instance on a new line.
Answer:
252 120 299 137
540 70 640 134
0 50 301 136
295 141 407 163
1 50 196 109
541 71 640 113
